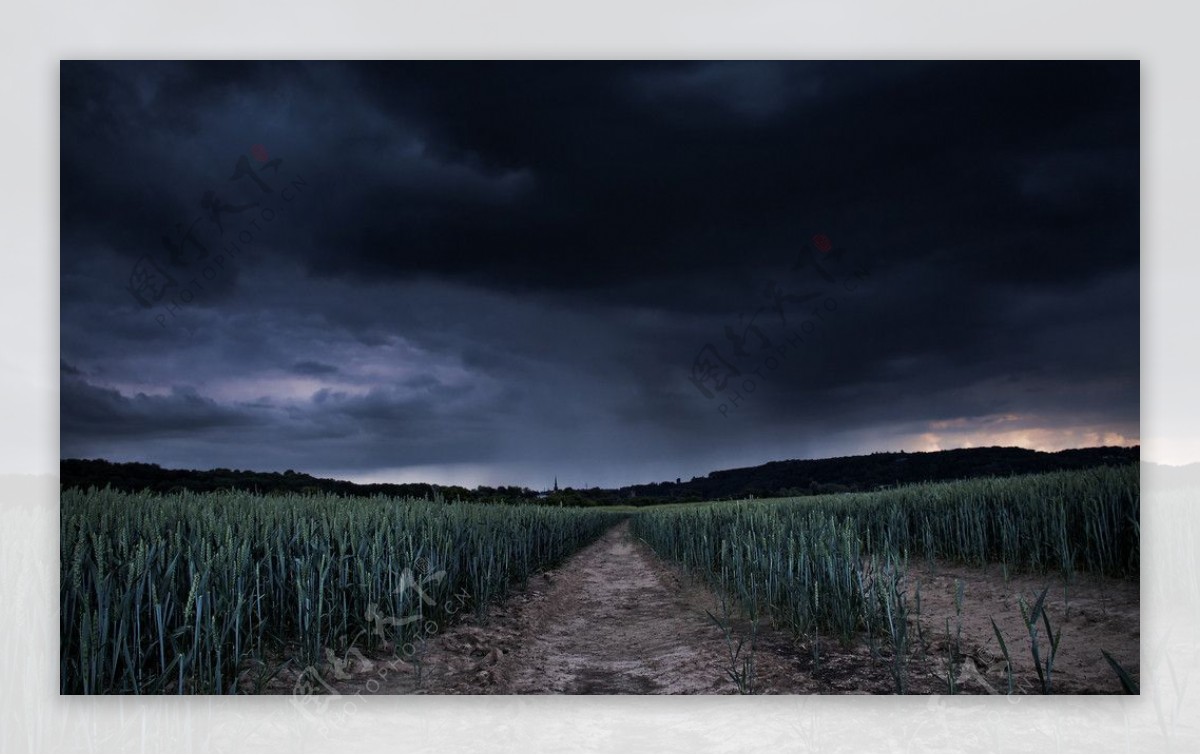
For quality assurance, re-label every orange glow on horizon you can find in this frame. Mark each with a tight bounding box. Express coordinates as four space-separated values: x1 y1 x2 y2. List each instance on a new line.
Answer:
900 417 1138 454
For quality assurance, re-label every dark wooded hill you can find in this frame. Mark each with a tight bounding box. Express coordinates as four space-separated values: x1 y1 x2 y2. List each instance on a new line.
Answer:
61 445 1138 506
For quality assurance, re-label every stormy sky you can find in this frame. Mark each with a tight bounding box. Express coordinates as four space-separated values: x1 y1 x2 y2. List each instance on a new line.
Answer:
59 61 1140 489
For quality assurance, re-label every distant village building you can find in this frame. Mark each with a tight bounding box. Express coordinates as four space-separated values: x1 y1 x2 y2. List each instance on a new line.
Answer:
537 476 560 500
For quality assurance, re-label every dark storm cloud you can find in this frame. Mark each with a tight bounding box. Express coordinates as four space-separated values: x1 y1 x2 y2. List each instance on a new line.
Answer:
61 373 254 438
291 360 339 376
59 61 1139 487
323 61 1136 295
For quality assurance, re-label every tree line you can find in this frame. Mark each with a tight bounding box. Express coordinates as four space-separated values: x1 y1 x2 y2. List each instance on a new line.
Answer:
60 445 1138 507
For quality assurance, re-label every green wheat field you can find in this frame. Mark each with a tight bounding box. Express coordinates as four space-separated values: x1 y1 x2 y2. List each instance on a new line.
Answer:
61 465 1137 695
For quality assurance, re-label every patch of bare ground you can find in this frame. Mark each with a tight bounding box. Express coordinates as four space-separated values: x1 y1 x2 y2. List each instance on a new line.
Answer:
272 522 1137 695
903 560 1139 694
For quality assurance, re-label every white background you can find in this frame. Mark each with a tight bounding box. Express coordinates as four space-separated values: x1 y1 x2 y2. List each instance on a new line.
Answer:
2 1 1197 751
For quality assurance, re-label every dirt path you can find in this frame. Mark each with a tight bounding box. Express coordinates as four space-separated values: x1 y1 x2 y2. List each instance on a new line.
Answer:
300 521 1139 695
382 520 748 694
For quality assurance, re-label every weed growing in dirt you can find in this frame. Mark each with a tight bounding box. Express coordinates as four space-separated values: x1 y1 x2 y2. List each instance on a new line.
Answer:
1102 649 1139 694
1018 586 1063 694
705 590 758 694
